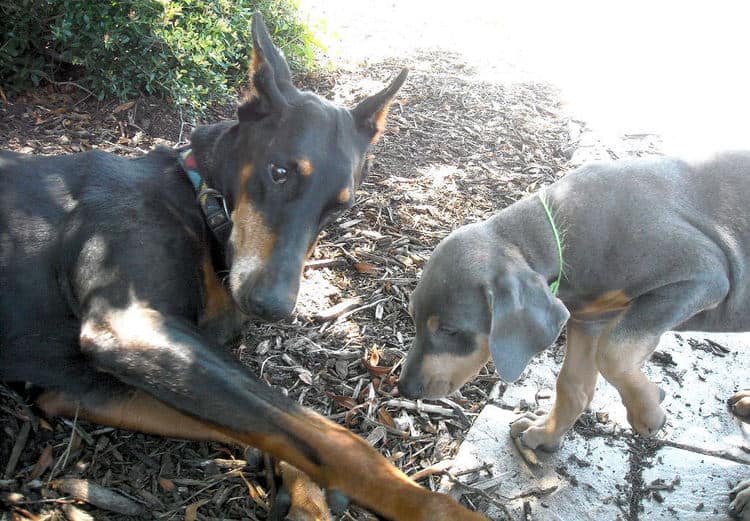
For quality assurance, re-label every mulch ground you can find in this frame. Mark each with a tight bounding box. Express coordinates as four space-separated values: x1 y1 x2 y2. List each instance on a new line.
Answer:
1 50 572 520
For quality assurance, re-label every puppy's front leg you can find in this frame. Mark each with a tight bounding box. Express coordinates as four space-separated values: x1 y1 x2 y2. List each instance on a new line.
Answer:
511 320 599 451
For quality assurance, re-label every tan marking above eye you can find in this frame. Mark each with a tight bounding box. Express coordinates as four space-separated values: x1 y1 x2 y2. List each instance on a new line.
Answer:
426 315 440 333
337 187 351 204
298 158 314 177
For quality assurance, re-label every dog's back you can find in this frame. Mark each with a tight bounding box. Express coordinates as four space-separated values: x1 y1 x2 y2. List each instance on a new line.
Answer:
549 151 750 331
0 149 203 387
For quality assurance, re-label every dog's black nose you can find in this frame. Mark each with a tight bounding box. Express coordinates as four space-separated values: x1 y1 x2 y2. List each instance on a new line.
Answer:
244 291 295 321
397 378 424 400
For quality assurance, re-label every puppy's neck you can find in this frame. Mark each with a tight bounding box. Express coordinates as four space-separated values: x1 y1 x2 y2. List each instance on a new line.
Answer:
486 194 562 286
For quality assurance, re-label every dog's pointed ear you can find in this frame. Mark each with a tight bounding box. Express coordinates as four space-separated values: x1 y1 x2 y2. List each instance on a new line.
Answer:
351 68 408 145
238 12 291 122
486 271 569 382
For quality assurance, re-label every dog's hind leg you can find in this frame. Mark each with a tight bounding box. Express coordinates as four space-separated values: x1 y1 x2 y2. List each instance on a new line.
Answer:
511 319 599 451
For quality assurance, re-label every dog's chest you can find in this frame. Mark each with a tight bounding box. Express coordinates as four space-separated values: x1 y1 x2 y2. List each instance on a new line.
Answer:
198 254 246 343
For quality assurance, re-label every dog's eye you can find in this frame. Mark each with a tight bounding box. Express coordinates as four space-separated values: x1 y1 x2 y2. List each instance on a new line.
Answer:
269 163 289 184
438 326 459 337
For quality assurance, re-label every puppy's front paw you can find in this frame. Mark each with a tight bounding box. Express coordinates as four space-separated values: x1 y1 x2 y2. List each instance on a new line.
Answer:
510 411 563 452
729 390 750 420
730 478 750 520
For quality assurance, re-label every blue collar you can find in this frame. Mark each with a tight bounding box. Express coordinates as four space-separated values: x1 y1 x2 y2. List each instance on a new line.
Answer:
177 146 233 247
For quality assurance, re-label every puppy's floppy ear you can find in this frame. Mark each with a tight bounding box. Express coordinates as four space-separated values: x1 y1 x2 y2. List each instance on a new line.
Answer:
351 69 408 146
486 271 569 382
238 12 291 122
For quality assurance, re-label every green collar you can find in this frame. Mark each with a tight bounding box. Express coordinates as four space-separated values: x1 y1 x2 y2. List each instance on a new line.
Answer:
538 192 564 296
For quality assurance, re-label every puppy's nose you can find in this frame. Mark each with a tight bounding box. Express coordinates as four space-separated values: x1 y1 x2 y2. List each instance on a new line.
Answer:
397 378 424 400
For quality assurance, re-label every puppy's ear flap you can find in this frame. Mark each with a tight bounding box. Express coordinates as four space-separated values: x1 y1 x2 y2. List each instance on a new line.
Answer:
486 272 569 382
238 13 291 122
351 68 408 145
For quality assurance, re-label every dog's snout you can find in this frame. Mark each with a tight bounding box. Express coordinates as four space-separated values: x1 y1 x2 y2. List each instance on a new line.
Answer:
243 289 295 321
397 377 424 400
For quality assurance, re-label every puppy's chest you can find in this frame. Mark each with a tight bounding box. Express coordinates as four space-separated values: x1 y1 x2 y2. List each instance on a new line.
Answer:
198 255 247 343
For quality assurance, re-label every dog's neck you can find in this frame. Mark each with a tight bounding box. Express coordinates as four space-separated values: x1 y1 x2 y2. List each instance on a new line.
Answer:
188 121 238 200
486 193 562 287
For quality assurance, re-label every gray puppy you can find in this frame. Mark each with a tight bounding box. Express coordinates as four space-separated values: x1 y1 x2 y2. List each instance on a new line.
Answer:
399 152 750 519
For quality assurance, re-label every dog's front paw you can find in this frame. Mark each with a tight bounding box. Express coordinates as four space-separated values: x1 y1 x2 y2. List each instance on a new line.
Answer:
271 461 333 521
510 411 563 452
729 390 750 420
730 478 750 520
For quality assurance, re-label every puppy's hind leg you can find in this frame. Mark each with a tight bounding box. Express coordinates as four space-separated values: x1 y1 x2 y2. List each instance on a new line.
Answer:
511 320 599 451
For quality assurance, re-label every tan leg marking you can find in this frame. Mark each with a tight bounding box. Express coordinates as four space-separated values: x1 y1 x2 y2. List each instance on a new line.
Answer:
511 320 599 450
596 326 665 436
38 390 486 521
277 461 330 521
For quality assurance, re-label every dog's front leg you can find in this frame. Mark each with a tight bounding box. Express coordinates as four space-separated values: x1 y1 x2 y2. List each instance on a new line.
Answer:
594 279 727 436
69 304 486 521
511 320 599 451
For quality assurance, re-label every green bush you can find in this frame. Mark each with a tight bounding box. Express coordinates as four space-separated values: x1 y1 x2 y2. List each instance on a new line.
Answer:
0 0 319 111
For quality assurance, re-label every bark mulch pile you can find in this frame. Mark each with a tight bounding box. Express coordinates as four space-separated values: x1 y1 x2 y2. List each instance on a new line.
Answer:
1 49 572 520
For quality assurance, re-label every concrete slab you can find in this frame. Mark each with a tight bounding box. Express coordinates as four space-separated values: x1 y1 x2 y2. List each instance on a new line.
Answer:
651 332 750 464
499 332 750 463
449 331 750 520
443 405 629 521
641 446 749 520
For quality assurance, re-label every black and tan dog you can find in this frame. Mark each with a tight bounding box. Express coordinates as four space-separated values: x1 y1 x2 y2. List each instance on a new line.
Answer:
0 14 488 521
399 152 750 519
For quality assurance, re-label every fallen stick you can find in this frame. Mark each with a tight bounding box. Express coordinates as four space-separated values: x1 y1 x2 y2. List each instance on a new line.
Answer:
314 297 363 321
384 399 455 417
3 422 31 478
52 479 144 516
